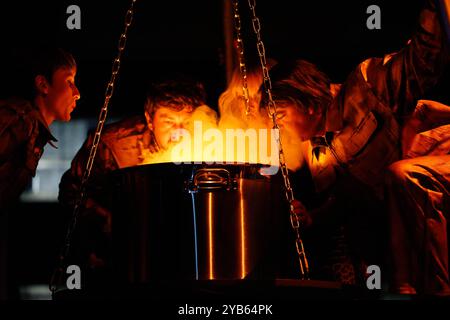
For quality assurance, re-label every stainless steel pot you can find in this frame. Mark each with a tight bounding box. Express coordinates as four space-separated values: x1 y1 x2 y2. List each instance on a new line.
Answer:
107 163 293 284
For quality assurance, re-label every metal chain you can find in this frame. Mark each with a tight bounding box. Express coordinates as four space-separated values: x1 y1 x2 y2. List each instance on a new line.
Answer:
247 0 309 279
232 0 251 116
50 0 138 294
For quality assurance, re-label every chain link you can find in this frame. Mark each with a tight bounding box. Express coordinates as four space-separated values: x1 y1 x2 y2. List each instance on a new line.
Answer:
50 0 138 294
232 0 251 116
246 0 309 279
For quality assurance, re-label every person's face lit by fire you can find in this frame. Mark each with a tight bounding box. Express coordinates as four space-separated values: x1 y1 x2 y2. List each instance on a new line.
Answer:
273 101 325 141
146 105 194 150
35 67 80 123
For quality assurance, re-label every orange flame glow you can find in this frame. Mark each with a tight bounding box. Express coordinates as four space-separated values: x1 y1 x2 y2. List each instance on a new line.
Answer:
137 67 305 172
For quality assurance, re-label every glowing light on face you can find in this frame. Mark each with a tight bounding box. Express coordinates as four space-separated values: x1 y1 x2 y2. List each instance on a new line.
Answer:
151 106 193 150
137 69 307 173
141 106 281 175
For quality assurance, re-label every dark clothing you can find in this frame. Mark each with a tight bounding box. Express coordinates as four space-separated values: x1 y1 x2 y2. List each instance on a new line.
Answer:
0 98 57 300
58 115 152 268
59 115 151 211
300 0 447 286
0 98 57 212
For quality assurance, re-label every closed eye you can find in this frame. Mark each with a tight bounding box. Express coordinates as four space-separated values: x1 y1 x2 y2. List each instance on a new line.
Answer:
276 112 286 120
164 119 175 124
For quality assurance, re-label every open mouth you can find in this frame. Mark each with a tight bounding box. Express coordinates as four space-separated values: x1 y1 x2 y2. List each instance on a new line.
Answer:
170 130 184 143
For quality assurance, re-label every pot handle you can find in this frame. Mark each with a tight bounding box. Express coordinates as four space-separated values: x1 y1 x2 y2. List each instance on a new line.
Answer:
188 168 237 192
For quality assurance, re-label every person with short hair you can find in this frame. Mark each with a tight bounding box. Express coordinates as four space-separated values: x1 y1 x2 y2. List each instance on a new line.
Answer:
58 76 215 279
0 47 80 299
260 0 449 293
0 48 80 212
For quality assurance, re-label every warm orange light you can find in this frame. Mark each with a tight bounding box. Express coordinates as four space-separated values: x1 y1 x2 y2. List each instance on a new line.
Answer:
239 179 246 279
208 192 214 280
136 74 305 171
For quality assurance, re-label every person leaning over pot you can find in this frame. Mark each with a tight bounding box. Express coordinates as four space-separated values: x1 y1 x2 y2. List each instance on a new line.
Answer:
58 76 216 280
260 0 448 293
0 47 80 299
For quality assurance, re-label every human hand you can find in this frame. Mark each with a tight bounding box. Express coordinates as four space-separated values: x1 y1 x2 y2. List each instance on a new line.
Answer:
290 199 312 228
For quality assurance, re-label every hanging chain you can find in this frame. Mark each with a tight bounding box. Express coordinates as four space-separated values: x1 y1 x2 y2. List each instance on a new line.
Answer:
232 0 251 116
247 0 309 279
49 0 138 294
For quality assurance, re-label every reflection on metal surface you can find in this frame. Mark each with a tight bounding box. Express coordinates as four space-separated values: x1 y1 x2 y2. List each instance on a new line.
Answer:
208 192 214 280
240 178 246 279
108 163 289 283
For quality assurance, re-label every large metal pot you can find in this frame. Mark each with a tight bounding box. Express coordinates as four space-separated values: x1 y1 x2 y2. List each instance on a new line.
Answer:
107 163 294 284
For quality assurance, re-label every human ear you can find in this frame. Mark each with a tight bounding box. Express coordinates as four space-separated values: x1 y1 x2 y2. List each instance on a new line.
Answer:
144 111 153 130
34 75 49 95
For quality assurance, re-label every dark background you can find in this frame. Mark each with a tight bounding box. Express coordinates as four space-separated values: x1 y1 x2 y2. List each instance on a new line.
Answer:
1 0 448 117
1 0 449 294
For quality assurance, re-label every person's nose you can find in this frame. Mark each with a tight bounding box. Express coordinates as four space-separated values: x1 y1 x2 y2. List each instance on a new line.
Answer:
73 85 81 100
170 123 187 143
